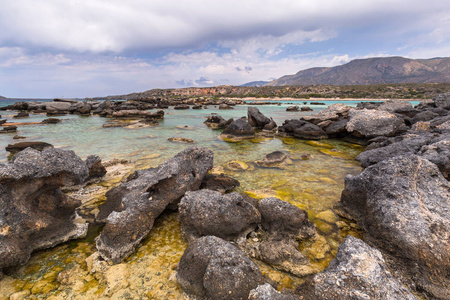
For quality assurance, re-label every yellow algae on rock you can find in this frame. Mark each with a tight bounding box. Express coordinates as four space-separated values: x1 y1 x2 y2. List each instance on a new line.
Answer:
319 149 354 160
299 234 332 261
9 290 31 300
104 264 130 296
316 210 339 224
305 140 334 149
244 188 278 200
225 160 250 171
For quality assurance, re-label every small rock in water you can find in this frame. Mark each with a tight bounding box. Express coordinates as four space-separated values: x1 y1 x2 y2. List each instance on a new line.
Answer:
168 137 194 143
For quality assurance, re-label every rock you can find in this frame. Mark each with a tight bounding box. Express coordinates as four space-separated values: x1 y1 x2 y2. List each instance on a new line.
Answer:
301 106 313 111
346 109 405 138
200 173 240 193
263 119 277 131
179 190 261 242
378 99 413 113
111 110 160 118
0 126 17 133
204 115 233 129
0 119 6 125
0 148 89 270
310 236 417 300
41 118 62 124
248 107 271 129
85 155 107 180
95 147 213 264
168 137 194 143
174 104 190 109
303 103 351 124
12 135 26 139
286 105 299 111
93 99 114 116
411 110 438 124
323 119 349 137
278 119 328 140
13 112 29 118
176 236 264 300
433 92 450 109
340 155 450 299
419 139 450 180
256 151 292 168
220 118 255 139
249 284 297 300
77 102 92 115
219 103 234 109
45 101 71 114
5 141 54 154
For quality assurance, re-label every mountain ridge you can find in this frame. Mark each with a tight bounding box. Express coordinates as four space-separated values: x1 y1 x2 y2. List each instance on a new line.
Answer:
266 56 450 86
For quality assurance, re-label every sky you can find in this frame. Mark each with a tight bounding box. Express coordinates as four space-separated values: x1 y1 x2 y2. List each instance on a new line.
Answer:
0 0 449 98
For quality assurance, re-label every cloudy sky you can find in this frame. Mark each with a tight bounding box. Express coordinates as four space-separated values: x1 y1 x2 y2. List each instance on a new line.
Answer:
1 0 449 98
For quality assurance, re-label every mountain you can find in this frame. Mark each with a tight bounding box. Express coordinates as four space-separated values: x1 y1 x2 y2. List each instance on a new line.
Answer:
266 57 450 86
0 95 6 99
240 81 270 87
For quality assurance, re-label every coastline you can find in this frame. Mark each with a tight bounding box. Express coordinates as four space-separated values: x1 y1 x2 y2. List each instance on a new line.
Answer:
223 97 429 102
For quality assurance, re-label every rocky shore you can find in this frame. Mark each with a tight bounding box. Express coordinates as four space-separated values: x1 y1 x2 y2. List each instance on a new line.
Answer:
0 92 448 299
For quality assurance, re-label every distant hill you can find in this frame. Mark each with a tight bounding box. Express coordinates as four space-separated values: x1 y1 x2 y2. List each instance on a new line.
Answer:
240 81 270 87
266 57 450 86
0 95 6 99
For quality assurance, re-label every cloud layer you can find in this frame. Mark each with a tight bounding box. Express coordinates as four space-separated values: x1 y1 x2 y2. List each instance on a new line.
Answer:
0 0 449 97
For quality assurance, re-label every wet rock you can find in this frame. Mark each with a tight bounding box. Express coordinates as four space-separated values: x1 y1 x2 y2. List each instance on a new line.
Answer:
0 119 6 125
278 119 328 140
200 173 240 193
179 190 261 242
220 118 255 139
12 135 26 139
168 137 194 143
219 103 233 109
13 112 29 118
340 155 450 299
433 92 450 110
85 155 107 180
96 147 213 264
204 115 233 129
5 141 54 154
41 118 62 124
256 151 292 168
286 105 299 111
346 109 405 138
174 104 190 109
0 148 89 270
111 109 161 118
310 236 417 300
249 284 297 300
301 106 313 111
263 119 278 131
248 107 271 129
177 235 264 300
0 126 17 133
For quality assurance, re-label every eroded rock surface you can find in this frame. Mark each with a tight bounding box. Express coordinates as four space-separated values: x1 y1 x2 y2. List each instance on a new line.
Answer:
340 155 450 299
220 118 255 139
96 146 214 264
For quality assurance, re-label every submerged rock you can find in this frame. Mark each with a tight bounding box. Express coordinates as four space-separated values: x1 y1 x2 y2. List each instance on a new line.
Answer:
340 155 450 299
0 148 89 270
179 190 261 242
256 151 292 168
177 236 264 300
310 236 417 300
95 147 213 264
41 118 62 124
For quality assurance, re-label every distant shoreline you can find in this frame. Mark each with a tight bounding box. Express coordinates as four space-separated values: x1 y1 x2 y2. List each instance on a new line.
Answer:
225 97 428 102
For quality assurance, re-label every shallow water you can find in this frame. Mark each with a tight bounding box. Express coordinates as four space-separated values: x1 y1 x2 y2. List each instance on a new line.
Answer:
0 102 364 299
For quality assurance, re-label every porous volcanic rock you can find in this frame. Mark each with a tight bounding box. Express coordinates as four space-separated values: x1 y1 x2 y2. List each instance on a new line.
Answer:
346 109 406 138
204 115 232 129
0 148 89 270
179 190 261 242
176 235 264 300
85 155 107 180
310 236 417 300
220 118 255 139
278 119 328 140
249 284 297 300
433 92 450 110
340 155 450 299
95 147 214 264
199 173 240 193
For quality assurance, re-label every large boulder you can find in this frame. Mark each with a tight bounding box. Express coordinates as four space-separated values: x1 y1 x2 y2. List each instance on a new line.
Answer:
0 148 89 270
346 109 406 138
220 118 255 139
310 236 417 300
340 155 450 299
248 107 271 129
45 101 71 114
303 103 351 124
433 92 450 110
179 190 261 242
378 99 413 113
177 236 264 300
95 147 214 264
278 119 328 140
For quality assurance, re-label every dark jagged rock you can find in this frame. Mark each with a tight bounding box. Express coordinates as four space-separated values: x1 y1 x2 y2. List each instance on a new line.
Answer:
248 107 271 129
13 112 29 118
204 115 232 129
340 155 450 299
176 236 264 300
5 141 53 154
278 119 328 140
256 151 292 168
85 155 107 180
411 110 438 124
200 173 240 193
93 99 114 116
0 126 17 133
249 284 297 300
301 106 313 111
263 118 277 131
179 190 260 242
310 236 417 300
346 109 406 138
41 118 62 124
0 148 89 270
220 118 255 139
0 119 6 125
95 147 213 264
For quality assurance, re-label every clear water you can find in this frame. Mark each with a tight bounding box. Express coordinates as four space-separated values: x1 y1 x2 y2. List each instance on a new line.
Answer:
0 100 367 299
